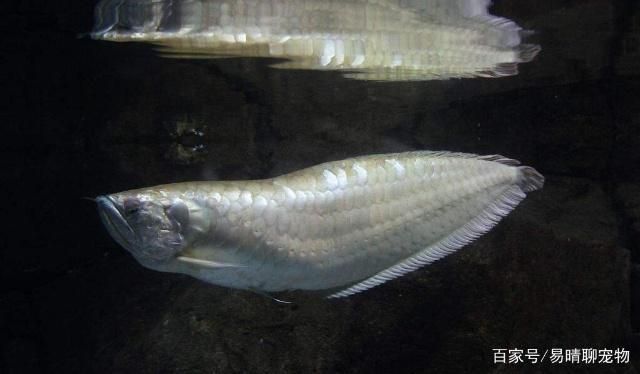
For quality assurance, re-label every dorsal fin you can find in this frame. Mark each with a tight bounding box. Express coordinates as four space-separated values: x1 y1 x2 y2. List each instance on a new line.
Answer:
327 185 529 298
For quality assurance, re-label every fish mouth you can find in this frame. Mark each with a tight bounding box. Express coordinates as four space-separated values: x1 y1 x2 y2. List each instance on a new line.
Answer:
96 195 138 252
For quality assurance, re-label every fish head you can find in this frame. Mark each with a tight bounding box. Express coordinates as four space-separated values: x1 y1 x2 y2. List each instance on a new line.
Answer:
97 191 199 263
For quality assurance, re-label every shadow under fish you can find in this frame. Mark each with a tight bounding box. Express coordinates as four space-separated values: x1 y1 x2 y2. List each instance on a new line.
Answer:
91 0 540 81
96 151 544 299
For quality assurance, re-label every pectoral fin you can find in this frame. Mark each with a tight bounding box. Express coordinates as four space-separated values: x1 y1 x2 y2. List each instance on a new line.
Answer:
176 256 245 269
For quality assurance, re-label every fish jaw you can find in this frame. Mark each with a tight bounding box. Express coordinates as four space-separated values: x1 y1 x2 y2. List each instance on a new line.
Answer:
96 195 140 255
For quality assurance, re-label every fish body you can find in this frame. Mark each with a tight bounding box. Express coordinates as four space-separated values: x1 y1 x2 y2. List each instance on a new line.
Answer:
97 151 543 297
91 0 540 80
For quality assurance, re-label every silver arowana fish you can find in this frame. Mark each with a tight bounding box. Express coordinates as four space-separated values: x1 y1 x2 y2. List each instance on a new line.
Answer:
97 151 543 298
91 0 540 81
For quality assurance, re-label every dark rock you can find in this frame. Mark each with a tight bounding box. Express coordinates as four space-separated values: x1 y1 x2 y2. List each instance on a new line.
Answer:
632 333 640 373
610 81 640 183
615 183 640 262
0 293 41 374
3 338 40 374
525 2 616 83
632 265 640 332
414 83 615 180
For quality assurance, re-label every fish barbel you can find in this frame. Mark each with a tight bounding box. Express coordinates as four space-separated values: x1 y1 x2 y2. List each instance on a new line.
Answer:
97 151 543 298
91 0 540 81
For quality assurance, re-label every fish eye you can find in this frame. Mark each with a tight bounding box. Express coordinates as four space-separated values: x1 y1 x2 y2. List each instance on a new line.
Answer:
123 198 141 216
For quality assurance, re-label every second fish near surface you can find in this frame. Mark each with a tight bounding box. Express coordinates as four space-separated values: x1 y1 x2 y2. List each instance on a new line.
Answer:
91 0 540 81
97 151 544 298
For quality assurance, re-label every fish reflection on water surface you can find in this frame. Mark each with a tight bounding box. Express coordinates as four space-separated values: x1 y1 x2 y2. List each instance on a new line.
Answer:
92 0 540 81
97 151 543 298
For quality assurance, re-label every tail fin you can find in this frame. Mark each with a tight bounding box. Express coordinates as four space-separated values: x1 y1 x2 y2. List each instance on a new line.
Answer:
517 44 542 63
517 166 545 193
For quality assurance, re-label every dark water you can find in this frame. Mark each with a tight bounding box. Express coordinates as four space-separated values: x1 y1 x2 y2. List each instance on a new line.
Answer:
3 1 640 373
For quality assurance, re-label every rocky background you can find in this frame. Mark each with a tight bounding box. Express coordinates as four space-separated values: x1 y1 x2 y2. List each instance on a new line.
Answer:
2 0 639 373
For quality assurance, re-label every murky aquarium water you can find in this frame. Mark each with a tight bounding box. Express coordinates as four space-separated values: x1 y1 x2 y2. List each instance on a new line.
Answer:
3 0 639 373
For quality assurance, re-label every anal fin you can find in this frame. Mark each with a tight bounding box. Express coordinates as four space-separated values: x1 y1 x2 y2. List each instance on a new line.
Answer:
327 185 529 298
